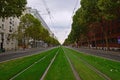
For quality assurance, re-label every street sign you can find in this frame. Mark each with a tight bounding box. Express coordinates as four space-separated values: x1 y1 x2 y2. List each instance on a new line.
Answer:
118 36 120 44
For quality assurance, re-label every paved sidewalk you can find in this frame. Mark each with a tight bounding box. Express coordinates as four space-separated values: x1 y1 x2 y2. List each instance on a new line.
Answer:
70 47 120 61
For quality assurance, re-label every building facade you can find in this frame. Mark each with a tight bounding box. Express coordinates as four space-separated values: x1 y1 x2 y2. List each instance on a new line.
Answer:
0 7 56 51
0 17 20 51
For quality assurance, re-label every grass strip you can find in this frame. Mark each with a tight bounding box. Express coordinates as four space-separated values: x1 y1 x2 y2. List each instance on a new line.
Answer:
13 48 58 80
63 47 105 80
44 47 76 80
64 47 120 80
63 49 81 80
0 48 58 80
40 49 59 80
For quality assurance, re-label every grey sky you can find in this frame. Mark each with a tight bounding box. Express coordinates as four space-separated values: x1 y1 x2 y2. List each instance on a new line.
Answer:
27 0 80 44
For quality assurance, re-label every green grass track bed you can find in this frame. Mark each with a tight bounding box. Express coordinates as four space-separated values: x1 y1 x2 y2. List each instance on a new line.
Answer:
44 47 76 80
63 47 120 80
0 48 58 80
13 49 57 80
0 46 120 80
63 47 105 80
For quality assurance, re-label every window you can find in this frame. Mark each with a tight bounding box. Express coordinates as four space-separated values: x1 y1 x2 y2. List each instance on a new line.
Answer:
2 24 4 30
9 21 12 24
2 18 4 22
10 18 12 21
9 26 12 32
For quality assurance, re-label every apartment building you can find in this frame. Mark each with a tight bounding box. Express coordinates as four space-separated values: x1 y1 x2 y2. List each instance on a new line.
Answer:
0 7 57 51
0 17 20 51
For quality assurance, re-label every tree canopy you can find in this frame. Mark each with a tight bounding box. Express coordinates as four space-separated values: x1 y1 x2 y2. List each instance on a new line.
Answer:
0 0 27 17
16 14 59 47
64 0 120 48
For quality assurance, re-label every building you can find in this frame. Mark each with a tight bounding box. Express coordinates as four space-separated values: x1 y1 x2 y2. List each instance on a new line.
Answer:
0 17 20 51
0 7 56 51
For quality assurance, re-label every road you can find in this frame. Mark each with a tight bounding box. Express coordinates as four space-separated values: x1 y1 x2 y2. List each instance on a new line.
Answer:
71 47 120 61
0 47 53 62
0 47 120 62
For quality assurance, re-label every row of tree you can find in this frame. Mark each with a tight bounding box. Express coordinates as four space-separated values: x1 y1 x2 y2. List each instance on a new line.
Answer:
64 0 120 50
0 0 60 48
13 14 59 48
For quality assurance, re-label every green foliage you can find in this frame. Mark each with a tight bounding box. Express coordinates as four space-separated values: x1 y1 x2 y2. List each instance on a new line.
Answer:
97 0 119 20
16 14 59 46
0 0 27 17
17 14 43 46
64 0 120 45
45 36 60 46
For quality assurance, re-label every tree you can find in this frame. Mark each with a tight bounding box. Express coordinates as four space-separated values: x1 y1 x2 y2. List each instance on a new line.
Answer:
64 0 120 50
97 0 120 50
16 14 44 48
0 0 27 17
15 14 59 48
97 0 120 20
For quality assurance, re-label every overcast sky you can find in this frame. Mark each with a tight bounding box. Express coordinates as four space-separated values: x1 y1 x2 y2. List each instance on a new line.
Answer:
27 0 80 44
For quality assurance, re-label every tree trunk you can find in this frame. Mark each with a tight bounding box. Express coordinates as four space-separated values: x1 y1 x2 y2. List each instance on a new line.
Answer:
87 39 90 48
104 32 110 51
93 34 97 49
101 18 110 51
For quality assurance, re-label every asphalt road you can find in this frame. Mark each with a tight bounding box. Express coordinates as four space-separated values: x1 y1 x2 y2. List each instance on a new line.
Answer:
71 47 120 62
0 47 53 62
0 46 120 63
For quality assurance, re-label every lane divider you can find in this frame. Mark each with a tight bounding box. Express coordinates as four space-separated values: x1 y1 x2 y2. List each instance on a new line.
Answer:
9 53 50 80
40 49 59 80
